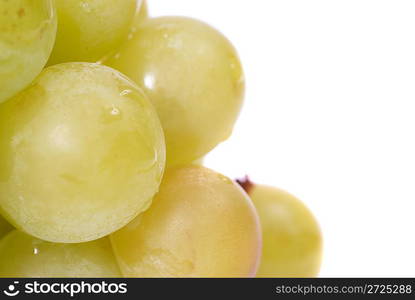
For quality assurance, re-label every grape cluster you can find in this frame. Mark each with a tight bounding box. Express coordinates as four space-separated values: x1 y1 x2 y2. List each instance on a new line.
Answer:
0 0 322 278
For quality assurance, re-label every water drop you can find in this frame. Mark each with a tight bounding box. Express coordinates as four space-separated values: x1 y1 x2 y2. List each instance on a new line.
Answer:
111 107 120 116
80 1 91 12
120 89 132 96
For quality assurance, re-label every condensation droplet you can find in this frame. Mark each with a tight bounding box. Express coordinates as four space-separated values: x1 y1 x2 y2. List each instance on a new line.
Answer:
167 38 183 49
120 89 132 96
111 107 120 116
80 1 91 12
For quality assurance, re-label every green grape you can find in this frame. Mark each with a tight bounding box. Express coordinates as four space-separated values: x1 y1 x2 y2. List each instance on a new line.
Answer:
110 166 261 278
47 0 137 65
0 230 121 277
0 62 166 243
0 215 13 239
238 178 323 277
105 17 245 166
0 0 57 103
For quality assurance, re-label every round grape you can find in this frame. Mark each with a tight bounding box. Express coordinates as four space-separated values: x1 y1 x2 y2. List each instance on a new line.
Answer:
105 17 245 165
239 179 323 277
47 0 140 65
110 166 261 277
0 62 166 243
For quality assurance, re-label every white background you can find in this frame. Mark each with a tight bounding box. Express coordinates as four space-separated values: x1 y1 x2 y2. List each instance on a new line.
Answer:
149 0 415 277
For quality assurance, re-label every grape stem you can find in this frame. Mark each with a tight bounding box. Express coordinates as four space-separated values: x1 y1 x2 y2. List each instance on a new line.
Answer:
236 176 254 194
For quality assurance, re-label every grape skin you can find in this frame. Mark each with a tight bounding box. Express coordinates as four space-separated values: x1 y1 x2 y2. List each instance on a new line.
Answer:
0 63 166 243
192 157 204 166
0 230 121 278
47 0 138 65
0 0 57 103
105 17 245 166
249 185 323 277
110 166 261 278
0 215 12 239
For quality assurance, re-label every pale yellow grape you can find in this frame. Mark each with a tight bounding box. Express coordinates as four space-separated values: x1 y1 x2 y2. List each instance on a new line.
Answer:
0 63 166 243
0 0 56 103
47 0 138 65
105 17 245 166
110 166 261 278
0 215 13 238
243 182 323 277
0 230 121 278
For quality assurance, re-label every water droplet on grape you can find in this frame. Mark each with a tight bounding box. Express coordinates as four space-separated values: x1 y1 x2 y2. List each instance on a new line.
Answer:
167 39 183 49
110 107 120 116
100 106 122 123
120 89 132 96
80 1 91 13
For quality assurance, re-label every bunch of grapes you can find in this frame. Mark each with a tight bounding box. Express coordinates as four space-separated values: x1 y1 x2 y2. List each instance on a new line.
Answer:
0 0 322 278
